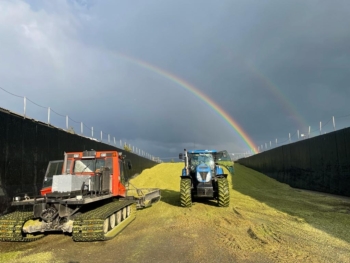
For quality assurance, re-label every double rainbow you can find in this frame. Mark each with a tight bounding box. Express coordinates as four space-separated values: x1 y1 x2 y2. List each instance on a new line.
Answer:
116 53 258 153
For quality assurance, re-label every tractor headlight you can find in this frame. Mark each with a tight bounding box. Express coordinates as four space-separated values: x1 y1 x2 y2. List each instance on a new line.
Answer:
13 196 21 202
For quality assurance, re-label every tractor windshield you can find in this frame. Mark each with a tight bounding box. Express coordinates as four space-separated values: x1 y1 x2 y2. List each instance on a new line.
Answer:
73 159 105 173
189 153 214 169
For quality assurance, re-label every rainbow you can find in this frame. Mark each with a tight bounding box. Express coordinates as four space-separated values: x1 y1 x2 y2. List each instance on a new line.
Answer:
221 47 308 131
244 62 308 130
114 53 258 153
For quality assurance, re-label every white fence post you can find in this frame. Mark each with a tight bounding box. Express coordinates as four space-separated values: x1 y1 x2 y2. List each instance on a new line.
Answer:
23 97 26 118
48 107 51 125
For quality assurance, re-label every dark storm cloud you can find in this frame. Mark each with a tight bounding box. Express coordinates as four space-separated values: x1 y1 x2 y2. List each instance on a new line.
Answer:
1 0 350 159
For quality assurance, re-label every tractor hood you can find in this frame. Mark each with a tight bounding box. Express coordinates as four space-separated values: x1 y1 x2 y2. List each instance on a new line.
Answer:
196 164 212 183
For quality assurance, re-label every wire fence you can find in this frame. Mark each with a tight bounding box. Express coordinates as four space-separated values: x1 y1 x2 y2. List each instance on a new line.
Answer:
233 113 350 160
2 86 349 163
0 86 162 163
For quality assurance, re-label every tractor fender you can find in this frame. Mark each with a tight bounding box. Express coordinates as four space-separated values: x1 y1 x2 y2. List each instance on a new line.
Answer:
215 174 228 179
215 165 224 175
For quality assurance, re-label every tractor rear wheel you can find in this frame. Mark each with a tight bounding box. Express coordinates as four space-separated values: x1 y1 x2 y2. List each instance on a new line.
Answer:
180 178 192 207
217 178 230 207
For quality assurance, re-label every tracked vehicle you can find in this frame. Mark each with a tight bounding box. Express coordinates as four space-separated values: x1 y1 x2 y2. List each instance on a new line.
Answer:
0 150 160 242
179 149 230 207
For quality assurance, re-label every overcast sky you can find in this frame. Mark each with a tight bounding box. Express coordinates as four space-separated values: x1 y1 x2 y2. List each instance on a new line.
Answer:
1 0 350 160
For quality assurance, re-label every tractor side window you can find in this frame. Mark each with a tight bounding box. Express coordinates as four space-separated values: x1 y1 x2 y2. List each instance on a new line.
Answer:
47 161 62 177
190 156 198 165
66 160 72 174
105 158 113 174
216 150 234 170
43 161 63 188
95 159 105 171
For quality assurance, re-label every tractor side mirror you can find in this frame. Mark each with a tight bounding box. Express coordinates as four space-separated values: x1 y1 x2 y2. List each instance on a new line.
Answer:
179 153 183 160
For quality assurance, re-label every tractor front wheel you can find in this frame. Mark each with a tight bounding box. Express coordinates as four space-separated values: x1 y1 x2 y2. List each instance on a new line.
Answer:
217 178 230 207
180 178 192 207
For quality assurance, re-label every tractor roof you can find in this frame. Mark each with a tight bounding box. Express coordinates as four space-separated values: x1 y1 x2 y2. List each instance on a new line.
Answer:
188 150 217 154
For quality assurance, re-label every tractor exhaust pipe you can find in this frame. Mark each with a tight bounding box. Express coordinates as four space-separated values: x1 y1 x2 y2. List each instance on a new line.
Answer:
184 149 189 175
179 149 189 175
62 152 68 175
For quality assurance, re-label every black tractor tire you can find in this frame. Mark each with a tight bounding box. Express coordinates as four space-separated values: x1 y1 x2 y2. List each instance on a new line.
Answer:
217 178 230 207
180 178 192 207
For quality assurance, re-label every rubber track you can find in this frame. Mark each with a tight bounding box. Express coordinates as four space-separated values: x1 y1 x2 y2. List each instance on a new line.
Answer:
72 200 135 242
0 210 44 242
217 178 230 207
180 178 192 207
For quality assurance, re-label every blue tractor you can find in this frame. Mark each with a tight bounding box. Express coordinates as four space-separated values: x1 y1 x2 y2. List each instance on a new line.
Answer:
178 149 230 207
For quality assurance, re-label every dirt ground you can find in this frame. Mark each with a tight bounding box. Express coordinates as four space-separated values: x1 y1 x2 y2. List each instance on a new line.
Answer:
1 164 350 263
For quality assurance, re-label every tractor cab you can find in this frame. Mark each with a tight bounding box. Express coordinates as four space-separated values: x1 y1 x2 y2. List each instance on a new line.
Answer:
179 149 230 207
40 150 131 197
